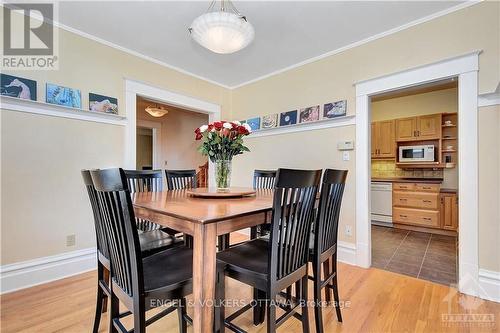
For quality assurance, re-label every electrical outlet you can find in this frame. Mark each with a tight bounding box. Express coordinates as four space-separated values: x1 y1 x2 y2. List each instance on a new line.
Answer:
164 160 168 166
66 234 76 247
345 225 352 237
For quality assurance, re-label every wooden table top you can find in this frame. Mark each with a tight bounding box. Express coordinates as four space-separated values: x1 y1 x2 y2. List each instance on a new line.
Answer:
132 189 274 224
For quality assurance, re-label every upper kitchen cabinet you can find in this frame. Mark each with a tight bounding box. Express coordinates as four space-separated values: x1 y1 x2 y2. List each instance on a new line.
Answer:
372 120 395 159
396 114 442 141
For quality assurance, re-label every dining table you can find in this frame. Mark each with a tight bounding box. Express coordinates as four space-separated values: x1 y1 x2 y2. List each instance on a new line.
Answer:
132 188 274 333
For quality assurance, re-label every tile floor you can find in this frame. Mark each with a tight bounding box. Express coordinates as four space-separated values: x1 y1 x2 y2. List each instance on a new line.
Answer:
371 225 457 285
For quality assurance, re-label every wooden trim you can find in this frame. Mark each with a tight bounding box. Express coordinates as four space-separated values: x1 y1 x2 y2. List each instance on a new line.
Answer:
247 115 355 139
0 96 126 126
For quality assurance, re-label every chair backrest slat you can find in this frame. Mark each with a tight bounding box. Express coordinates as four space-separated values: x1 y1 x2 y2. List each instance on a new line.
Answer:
165 169 197 190
91 168 144 298
81 170 110 260
253 170 277 189
315 169 348 257
269 168 321 281
123 169 163 194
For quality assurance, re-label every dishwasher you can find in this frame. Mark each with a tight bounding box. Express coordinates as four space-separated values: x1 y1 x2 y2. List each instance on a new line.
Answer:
371 182 393 227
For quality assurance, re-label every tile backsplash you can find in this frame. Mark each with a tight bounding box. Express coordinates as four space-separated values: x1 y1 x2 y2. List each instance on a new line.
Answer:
371 160 443 178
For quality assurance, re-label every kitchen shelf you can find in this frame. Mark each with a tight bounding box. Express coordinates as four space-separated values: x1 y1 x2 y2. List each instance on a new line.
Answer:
442 137 457 140
396 162 444 169
442 124 457 128
442 149 457 153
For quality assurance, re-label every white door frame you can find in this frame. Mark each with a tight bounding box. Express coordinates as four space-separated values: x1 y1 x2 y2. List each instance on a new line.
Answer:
355 51 480 296
137 119 162 169
125 79 221 185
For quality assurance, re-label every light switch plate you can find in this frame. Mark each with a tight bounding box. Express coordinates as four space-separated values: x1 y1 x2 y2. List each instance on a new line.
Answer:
343 151 350 161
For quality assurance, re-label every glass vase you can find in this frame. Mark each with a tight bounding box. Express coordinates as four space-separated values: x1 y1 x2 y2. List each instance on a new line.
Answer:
215 160 232 192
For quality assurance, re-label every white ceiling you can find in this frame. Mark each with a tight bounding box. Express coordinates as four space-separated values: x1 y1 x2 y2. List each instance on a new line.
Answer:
58 1 466 88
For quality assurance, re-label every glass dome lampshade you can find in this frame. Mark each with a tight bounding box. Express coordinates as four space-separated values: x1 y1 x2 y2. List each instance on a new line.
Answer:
189 1 255 54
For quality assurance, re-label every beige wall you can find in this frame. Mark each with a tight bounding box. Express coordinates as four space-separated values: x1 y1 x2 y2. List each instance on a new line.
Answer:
1 111 124 264
371 88 458 121
371 87 459 189
137 102 209 170
231 2 499 270
0 10 231 265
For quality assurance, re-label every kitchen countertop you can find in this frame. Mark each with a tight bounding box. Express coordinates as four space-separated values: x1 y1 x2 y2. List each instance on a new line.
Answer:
371 177 443 184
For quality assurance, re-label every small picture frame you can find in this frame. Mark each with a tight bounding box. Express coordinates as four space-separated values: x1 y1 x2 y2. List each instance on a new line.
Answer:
299 105 320 123
246 117 261 131
1 74 37 101
89 93 118 114
261 114 278 129
279 110 298 126
46 83 82 108
323 100 347 119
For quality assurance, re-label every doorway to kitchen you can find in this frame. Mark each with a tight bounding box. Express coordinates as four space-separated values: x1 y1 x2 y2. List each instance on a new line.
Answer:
369 79 459 285
355 52 479 297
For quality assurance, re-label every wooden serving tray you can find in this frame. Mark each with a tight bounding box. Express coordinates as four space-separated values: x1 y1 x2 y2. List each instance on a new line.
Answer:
186 187 256 198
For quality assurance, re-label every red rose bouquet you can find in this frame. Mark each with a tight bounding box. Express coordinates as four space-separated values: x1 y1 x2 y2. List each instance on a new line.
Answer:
195 121 252 190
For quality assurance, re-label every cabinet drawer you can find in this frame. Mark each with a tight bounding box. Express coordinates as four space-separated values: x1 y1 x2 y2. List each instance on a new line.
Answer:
393 207 440 228
415 183 440 192
393 183 415 191
393 191 439 209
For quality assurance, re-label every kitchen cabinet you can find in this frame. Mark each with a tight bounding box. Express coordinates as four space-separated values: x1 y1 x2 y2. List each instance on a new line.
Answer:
371 120 395 159
395 114 441 141
440 192 458 231
393 182 441 230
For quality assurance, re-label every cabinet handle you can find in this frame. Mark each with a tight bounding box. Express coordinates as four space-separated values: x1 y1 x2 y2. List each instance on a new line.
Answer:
423 217 432 221
423 200 432 203
422 187 432 189
399 186 407 189
400 198 407 201
417 130 420 136
400 215 408 218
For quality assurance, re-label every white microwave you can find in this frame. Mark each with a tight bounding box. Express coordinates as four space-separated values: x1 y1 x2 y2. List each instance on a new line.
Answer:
399 145 435 163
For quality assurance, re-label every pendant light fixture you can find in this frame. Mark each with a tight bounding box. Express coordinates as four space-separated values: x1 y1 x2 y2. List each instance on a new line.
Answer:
189 0 255 54
145 103 168 118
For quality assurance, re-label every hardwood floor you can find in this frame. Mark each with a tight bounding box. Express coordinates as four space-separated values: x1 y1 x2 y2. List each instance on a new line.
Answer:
1 236 499 332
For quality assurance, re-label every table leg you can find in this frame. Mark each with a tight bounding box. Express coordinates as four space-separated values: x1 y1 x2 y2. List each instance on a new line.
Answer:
192 223 217 333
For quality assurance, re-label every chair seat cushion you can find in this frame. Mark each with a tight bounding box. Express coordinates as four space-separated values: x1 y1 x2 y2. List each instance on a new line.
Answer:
217 238 269 278
143 246 193 293
139 229 183 256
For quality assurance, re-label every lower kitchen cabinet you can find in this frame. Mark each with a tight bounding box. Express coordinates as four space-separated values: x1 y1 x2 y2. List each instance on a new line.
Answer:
440 192 458 231
392 182 458 234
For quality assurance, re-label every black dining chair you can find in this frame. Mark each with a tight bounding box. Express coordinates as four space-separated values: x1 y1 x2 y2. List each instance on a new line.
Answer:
82 170 187 333
164 169 198 247
165 169 197 190
124 169 182 238
218 170 278 252
252 170 277 239
90 168 192 333
309 169 348 333
216 168 322 333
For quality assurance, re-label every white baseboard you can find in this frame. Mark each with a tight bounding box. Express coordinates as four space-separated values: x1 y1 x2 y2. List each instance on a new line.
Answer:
337 241 356 265
478 269 500 303
0 248 97 294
